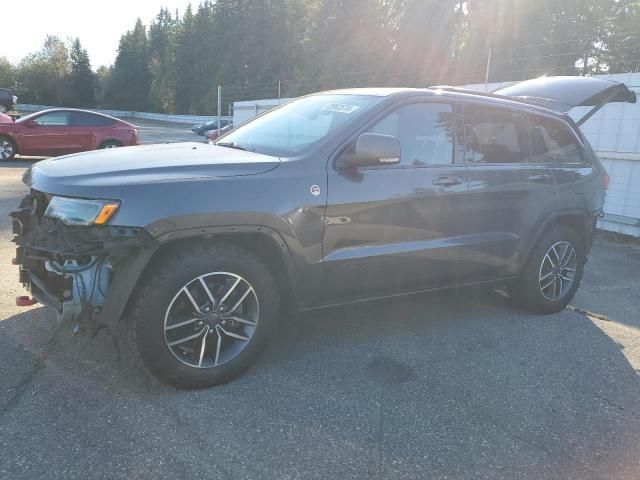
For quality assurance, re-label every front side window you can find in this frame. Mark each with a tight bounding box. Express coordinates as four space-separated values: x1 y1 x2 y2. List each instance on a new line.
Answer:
218 94 383 157
463 105 529 164
365 103 455 166
528 115 584 164
34 112 71 126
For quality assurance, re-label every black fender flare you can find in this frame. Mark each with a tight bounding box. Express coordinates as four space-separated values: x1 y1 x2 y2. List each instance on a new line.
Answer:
519 208 596 272
100 224 299 325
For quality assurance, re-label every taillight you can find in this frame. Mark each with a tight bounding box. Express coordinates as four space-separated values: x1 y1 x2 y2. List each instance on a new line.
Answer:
603 174 610 191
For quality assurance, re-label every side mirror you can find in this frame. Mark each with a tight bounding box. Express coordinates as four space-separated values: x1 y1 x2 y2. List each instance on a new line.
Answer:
342 133 401 168
24 120 38 128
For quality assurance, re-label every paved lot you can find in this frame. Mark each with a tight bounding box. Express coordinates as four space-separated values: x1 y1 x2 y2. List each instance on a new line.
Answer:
133 118 204 144
0 163 639 480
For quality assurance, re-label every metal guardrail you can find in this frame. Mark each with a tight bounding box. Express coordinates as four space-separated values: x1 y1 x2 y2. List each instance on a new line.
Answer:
15 104 230 126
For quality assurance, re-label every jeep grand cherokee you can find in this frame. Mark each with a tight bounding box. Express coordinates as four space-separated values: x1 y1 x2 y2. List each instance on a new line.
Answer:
11 76 636 388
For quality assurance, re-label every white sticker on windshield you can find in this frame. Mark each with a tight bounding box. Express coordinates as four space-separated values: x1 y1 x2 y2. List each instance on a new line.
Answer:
321 103 361 114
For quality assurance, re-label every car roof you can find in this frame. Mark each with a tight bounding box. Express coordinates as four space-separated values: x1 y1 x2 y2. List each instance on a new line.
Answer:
27 108 133 125
316 87 570 119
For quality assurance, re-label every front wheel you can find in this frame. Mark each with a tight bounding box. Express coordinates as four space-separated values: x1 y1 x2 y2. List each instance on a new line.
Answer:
511 225 584 314
131 242 280 388
0 136 16 161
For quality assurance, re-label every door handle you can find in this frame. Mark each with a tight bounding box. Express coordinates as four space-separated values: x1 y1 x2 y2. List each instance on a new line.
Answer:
433 176 462 187
527 173 550 182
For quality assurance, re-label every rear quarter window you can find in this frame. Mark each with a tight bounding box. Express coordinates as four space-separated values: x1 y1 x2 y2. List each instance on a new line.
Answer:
527 114 584 164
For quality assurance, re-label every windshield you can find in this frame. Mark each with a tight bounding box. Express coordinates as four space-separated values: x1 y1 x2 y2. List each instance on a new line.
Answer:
217 94 383 156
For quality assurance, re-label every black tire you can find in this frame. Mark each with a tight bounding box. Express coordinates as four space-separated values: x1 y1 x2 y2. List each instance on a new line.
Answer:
131 241 280 389
99 140 122 149
511 224 585 314
0 135 16 161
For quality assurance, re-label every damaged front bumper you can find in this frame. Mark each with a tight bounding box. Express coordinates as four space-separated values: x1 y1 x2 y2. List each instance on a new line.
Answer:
11 190 156 325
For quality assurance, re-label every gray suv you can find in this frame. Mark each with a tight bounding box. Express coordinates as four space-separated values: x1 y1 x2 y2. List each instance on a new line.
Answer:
11 76 636 388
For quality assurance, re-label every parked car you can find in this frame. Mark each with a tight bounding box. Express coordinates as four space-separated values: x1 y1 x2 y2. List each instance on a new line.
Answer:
11 76 635 388
192 119 231 135
0 108 138 161
0 88 17 114
0 112 13 124
204 123 233 141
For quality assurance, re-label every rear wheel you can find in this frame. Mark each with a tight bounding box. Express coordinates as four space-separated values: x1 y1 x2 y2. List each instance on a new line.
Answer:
511 225 584 314
0 136 16 161
100 140 122 149
131 242 280 388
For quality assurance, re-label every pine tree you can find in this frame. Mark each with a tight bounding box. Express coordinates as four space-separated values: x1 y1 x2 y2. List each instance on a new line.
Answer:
175 4 197 113
69 38 96 107
149 8 178 112
106 18 151 110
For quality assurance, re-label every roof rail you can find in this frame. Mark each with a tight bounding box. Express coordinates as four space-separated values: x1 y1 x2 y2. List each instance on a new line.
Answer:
428 85 560 110
429 85 508 100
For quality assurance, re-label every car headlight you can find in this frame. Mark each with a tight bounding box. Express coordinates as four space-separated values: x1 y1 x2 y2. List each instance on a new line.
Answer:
44 196 120 226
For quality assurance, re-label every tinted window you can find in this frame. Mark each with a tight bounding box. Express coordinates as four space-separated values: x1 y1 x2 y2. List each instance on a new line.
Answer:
70 112 115 127
463 105 529 163
34 112 70 126
366 103 455 166
528 115 584 164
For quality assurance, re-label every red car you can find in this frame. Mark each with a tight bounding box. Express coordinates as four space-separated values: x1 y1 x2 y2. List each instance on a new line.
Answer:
204 123 233 142
0 108 138 161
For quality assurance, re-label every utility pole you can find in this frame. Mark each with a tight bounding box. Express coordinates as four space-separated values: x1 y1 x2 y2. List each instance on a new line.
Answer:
217 85 222 137
278 80 281 104
484 48 493 92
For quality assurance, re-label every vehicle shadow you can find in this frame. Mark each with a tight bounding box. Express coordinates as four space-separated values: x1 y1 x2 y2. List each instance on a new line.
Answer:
1 286 638 479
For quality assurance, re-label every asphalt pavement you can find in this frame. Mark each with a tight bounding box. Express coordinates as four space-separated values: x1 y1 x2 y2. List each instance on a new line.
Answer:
0 159 639 480
133 118 204 144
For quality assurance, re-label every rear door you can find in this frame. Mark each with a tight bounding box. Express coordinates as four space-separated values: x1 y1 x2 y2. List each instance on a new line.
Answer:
322 99 469 302
68 112 110 152
20 111 72 156
458 102 557 280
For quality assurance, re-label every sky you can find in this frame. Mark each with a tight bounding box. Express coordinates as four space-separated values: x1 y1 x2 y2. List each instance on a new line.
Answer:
1 0 193 68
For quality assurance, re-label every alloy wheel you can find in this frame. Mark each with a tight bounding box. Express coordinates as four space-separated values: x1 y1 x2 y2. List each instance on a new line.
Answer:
0 139 15 160
538 241 577 301
163 272 259 368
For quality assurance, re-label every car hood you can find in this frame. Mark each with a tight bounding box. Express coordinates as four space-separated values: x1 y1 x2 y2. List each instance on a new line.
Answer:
25 142 281 194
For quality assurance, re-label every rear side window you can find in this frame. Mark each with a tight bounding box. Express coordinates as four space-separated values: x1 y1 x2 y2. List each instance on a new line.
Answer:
528 115 584 164
366 103 455 166
463 104 529 164
70 112 115 127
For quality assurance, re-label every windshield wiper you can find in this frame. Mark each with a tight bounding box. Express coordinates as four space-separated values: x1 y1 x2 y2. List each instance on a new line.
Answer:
216 141 252 152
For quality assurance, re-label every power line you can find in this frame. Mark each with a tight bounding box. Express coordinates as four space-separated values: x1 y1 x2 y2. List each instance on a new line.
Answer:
492 30 640 53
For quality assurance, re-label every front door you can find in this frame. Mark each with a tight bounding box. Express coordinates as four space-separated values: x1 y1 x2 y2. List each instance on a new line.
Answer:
322 100 469 303
20 111 72 156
